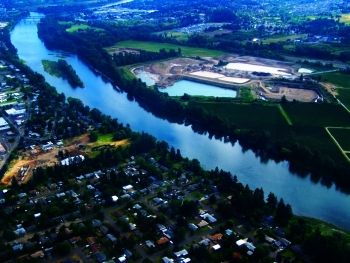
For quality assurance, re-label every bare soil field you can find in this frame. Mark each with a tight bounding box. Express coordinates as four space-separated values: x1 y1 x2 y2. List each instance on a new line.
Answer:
259 83 318 102
1 134 128 186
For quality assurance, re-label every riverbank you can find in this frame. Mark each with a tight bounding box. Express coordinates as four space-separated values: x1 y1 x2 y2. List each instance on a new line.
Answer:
10 13 350 231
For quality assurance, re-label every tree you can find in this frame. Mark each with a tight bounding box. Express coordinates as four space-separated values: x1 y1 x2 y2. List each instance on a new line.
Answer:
53 241 71 257
89 131 98 142
267 192 277 211
275 199 292 226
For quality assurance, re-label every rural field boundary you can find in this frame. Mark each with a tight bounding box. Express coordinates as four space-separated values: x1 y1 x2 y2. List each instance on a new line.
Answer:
278 105 293 126
325 127 350 162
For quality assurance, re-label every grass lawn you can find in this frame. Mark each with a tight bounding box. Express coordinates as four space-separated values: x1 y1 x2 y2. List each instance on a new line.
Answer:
340 14 350 25
96 133 114 143
191 102 289 129
263 34 307 44
328 128 350 151
283 103 350 127
108 40 225 57
154 31 189 41
66 24 103 33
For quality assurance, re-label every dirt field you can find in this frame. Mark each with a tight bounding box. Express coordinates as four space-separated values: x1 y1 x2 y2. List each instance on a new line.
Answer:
259 83 318 102
1 134 129 186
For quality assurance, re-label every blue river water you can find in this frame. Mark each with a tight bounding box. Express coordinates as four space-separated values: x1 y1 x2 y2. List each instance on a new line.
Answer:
10 13 350 230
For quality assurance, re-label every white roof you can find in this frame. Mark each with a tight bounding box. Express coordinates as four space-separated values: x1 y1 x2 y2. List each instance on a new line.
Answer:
212 244 221 250
236 239 247 246
123 184 133 190
0 117 8 127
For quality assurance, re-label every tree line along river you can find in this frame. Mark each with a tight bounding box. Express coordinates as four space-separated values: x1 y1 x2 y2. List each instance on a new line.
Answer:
10 13 350 230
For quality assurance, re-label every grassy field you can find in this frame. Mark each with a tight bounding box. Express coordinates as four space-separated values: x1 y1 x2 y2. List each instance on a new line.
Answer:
319 72 350 108
191 102 289 129
66 24 103 33
107 40 225 57
263 34 307 44
328 128 350 151
340 14 350 25
320 72 350 89
154 31 189 41
190 101 346 161
283 103 350 127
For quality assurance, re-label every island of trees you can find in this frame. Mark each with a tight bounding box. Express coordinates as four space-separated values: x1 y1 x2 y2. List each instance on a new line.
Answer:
42 59 84 88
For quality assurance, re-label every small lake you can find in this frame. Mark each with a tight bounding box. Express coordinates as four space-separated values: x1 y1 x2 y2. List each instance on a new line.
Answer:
134 70 157 86
160 80 237 98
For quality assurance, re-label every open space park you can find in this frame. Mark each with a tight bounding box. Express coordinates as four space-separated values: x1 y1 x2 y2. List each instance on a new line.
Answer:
106 40 226 57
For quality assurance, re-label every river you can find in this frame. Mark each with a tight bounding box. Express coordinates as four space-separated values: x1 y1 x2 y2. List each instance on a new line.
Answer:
10 13 350 230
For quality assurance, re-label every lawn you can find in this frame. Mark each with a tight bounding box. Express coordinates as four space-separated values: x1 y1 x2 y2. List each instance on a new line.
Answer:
328 128 350 151
340 14 350 25
108 40 225 57
154 31 189 41
66 24 103 33
283 103 350 127
191 102 289 129
263 34 307 44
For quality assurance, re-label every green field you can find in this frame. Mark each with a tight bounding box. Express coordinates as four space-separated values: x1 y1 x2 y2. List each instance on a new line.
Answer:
154 31 189 41
108 40 225 57
328 128 350 151
319 72 350 108
283 103 350 127
66 24 103 33
321 72 350 89
263 34 307 44
191 102 288 129
340 14 350 25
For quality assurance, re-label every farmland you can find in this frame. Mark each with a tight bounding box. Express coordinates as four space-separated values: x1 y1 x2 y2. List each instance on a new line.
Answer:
190 102 289 130
283 103 350 127
320 72 350 89
106 40 225 57
327 128 350 151
319 72 350 108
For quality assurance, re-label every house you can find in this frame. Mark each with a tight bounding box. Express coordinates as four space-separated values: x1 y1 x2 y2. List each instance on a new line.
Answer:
14 227 26 236
61 155 85 166
145 240 155 248
198 238 211 246
122 184 134 192
162 257 174 263
157 237 170 246
107 233 117 243
118 255 127 262
92 219 102 227
210 233 223 242
174 249 188 258
0 191 5 204
212 244 221 251
197 220 208 228
225 229 233 236
188 223 198 231
12 243 24 251
94 252 107 263
200 213 217 223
